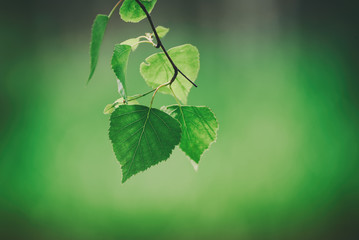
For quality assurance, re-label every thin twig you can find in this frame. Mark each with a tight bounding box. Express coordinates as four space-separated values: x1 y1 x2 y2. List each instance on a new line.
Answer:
108 0 124 18
134 0 198 88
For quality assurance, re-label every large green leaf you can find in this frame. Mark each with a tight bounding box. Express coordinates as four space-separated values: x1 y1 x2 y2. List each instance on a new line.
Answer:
140 44 200 104
163 105 218 164
109 105 181 183
88 14 109 82
111 44 132 100
120 0 157 23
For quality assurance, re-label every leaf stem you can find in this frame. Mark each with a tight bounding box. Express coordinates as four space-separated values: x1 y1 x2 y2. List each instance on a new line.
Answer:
127 88 156 102
108 0 124 18
150 82 170 108
134 0 197 88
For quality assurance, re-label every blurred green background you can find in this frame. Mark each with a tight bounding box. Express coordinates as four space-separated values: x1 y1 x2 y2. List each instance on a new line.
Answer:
1 0 358 239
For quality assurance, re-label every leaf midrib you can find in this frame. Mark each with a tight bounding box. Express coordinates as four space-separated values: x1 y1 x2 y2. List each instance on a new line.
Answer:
124 108 152 180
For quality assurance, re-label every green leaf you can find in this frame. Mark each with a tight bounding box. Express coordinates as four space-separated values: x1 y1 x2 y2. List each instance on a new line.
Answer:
104 104 117 115
104 98 139 115
88 14 109 83
163 105 218 164
120 26 169 52
111 44 132 100
121 37 141 51
140 44 200 104
109 105 181 183
155 26 169 38
120 0 157 23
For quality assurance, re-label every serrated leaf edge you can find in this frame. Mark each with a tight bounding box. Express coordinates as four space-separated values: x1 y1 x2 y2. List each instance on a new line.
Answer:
109 105 182 183
111 44 132 100
161 105 219 169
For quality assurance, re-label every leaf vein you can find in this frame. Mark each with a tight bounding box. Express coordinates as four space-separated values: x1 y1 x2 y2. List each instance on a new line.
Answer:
124 108 151 180
112 110 146 119
192 108 216 140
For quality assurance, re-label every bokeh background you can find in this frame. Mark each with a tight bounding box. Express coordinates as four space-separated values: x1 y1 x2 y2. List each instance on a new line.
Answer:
1 0 358 239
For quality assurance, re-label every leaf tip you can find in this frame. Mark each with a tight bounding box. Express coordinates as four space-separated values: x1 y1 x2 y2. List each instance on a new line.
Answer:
87 74 93 84
121 176 129 183
191 160 199 172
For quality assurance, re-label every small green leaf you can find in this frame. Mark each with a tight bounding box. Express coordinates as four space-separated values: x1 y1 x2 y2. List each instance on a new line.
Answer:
140 44 200 104
163 105 218 164
121 37 141 51
111 44 132 100
88 14 109 83
104 98 139 114
120 26 169 52
155 26 169 38
120 0 157 23
109 105 181 183
104 104 117 115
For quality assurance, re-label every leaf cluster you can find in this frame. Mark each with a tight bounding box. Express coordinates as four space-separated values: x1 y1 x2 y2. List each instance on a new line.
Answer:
88 0 219 183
